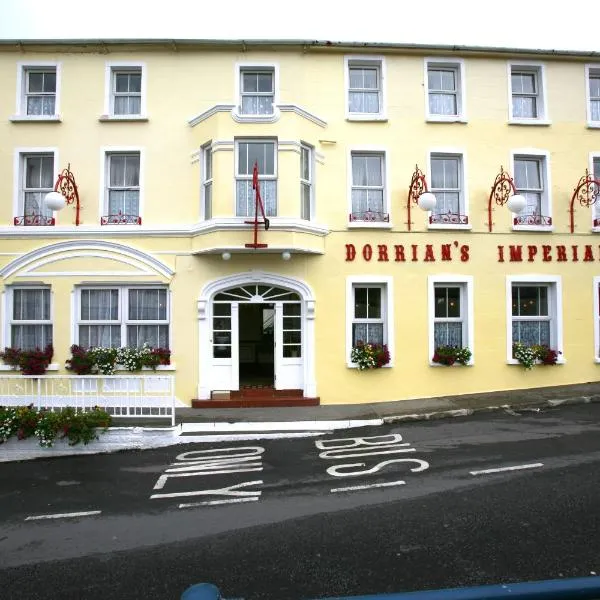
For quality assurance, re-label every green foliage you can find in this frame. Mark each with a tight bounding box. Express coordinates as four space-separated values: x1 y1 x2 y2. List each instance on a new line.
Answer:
512 342 560 369
432 345 472 366
0 405 112 448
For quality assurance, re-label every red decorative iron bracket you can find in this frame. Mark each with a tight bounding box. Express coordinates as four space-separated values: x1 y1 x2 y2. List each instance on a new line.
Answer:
54 164 81 226
406 165 429 232
245 162 270 249
569 169 600 233
487 166 518 232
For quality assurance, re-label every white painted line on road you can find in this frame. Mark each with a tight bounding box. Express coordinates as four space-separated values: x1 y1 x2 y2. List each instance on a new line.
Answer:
179 419 383 434
331 480 406 493
178 498 259 508
470 462 544 476
25 510 102 521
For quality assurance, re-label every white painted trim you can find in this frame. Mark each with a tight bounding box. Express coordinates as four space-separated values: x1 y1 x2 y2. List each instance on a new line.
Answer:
507 61 550 124
187 103 326 128
344 55 387 121
585 64 600 127
427 275 474 366
345 275 394 369
347 146 391 226
505 275 564 364
423 57 467 122
102 61 147 118
12 147 59 224
99 146 145 226
197 271 316 399
594 276 600 361
589 152 600 232
426 148 469 229
0 240 174 280
0 218 330 239
1 290 6 349
233 61 280 120
14 61 61 119
510 148 553 232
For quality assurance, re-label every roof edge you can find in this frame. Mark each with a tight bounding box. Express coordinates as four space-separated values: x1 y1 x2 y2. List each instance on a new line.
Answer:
0 38 599 59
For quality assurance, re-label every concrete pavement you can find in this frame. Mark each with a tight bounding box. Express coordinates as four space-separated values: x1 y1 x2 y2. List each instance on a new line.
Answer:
1 381 599 462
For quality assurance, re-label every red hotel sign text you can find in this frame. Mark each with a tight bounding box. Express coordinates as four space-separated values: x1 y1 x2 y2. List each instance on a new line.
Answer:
345 243 600 263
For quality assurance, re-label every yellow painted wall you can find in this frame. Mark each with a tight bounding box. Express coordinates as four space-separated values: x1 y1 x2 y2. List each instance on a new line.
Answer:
0 41 599 405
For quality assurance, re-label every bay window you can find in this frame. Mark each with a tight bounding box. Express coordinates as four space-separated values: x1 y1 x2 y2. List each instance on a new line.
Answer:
236 140 277 217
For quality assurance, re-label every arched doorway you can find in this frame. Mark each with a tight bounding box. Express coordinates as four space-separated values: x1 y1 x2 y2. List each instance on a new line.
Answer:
197 272 316 400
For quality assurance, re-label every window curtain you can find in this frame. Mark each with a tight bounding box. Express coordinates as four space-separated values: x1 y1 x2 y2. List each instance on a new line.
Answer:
434 322 462 347
114 72 141 115
26 71 56 116
79 290 120 348
431 158 460 215
109 155 140 216
428 70 457 115
349 67 379 113
352 155 383 216
11 289 52 350
352 323 383 345
24 156 53 217
236 180 276 216
512 321 550 347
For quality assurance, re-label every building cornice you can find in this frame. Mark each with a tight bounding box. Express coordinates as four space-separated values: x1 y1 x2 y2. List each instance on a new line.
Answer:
1 38 599 60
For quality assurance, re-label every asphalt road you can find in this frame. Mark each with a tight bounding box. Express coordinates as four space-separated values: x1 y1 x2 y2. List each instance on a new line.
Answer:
1 403 600 599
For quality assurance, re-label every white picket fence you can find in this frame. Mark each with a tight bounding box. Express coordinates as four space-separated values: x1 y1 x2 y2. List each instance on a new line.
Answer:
0 374 176 426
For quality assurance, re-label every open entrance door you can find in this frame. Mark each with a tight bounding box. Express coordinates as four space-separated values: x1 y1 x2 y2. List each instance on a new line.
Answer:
238 303 274 388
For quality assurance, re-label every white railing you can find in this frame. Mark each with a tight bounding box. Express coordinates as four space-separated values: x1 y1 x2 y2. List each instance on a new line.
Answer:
0 374 176 426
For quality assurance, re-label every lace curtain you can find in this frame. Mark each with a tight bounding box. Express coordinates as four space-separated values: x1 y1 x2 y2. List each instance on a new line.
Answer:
351 155 383 216
109 155 140 216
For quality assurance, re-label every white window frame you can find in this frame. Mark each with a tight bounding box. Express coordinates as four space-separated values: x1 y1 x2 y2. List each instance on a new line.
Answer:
427 149 470 230
201 141 213 221
75 285 170 349
424 58 467 122
346 276 394 368
233 62 279 123
234 138 278 217
585 64 600 128
13 62 61 121
510 149 553 232
13 147 58 226
102 62 147 120
594 277 600 362
300 142 314 221
347 147 391 229
505 275 564 365
344 55 387 121
508 62 550 125
428 275 474 366
4 286 53 351
590 152 600 231
99 147 144 225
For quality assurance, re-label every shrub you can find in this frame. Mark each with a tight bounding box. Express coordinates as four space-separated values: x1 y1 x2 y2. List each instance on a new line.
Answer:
432 345 472 366
0 345 54 375
65 345 97 375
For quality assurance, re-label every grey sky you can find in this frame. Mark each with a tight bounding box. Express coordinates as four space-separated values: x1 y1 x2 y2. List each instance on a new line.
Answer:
0 0 597 53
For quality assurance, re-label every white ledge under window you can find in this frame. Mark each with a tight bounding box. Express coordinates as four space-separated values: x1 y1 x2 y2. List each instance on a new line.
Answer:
512 224 554 233
10 115 62 123
347 221 393 229
231 106 280 123
428 223 472 231
587 122 600 129
114 364 176 372
426 116 468 124
508 118 552 126
346 114 388 122
506 357 566 366
347 362 392 370
99 114 149 122
429 361 473 367
0 363 60 372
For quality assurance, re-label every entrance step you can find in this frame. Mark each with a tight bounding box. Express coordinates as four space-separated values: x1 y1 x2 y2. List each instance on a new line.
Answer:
192 395 319 408
232 387 303 398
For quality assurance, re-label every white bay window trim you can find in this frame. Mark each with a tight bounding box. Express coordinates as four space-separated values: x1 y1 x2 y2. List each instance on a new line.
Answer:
505 275 564 365
507 62 550 125
232 62 280 123
427 148 471 230
428 275 474 366
585 64 600 128
344 55 387 121
346 276 394 369
101 61 147 121
99 147 144 225
424 57 467 122
201 141 213 221
347 147 392 229
594 277 600 363
12 61 61 122
510 149 553 232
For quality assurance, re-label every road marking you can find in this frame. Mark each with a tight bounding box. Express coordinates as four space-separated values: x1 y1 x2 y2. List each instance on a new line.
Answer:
25 510 101 521
178 498 259 508
470 462 544 476
331 480 406 493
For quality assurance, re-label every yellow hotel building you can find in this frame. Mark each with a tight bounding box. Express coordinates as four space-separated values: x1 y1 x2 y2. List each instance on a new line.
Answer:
1 38 599 408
